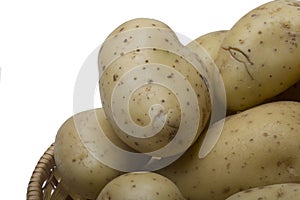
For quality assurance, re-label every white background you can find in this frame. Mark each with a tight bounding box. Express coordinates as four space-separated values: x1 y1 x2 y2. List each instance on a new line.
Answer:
0 0 271 199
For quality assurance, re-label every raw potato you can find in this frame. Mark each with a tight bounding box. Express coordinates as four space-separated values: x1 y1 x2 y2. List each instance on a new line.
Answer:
99 18 211 154
215 0 300 111
157 101 300 200
96 172 186 200
225 183 300 200
187 30 227 60
54 108 132 199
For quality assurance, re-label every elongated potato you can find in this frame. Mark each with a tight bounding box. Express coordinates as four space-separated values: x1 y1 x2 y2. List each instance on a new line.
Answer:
225 183 300 200
187 30 227 61
97 172 186 200
54 108 132 199
215 0 300 111
157 101 300 200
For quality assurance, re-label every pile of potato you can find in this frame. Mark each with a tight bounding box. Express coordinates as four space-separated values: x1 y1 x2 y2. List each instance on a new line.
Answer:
53 0 300 199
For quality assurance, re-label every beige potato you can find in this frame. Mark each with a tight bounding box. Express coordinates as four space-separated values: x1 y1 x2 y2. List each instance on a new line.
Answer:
215 0 300 111
157 101 300 200
98 18 211 154
225 183 300 200
54 108 132 199
97 172 186 200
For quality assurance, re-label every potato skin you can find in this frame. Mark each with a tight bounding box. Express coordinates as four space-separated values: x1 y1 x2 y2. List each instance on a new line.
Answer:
99 18 211 154
96 172 186 200
54 108 130 199
225 183 300 200
157 101 300 200
215 0 300 111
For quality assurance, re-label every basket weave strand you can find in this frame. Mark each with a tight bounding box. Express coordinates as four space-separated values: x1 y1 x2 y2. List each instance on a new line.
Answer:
27 144 60 200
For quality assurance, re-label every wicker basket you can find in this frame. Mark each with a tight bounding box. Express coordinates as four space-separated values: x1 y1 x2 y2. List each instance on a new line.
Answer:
27 144 74 200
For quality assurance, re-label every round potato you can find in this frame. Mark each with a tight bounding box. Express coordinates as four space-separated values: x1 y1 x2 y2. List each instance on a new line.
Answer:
54 108 132 199
97 172 185 200
157 101 300 200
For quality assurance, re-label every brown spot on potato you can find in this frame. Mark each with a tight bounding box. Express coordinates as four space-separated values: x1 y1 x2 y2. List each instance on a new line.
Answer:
113 74 118 81
226 163 231 170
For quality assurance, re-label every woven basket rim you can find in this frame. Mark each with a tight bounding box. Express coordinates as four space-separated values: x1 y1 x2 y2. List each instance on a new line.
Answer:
27 144 55 200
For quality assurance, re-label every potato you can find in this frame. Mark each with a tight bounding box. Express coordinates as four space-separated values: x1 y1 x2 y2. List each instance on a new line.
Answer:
96 172 186 200
157 101 300 200
215 0 300 111
187 30 227 60
54 108 133 199
98 18 211 155
225 183 300 200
